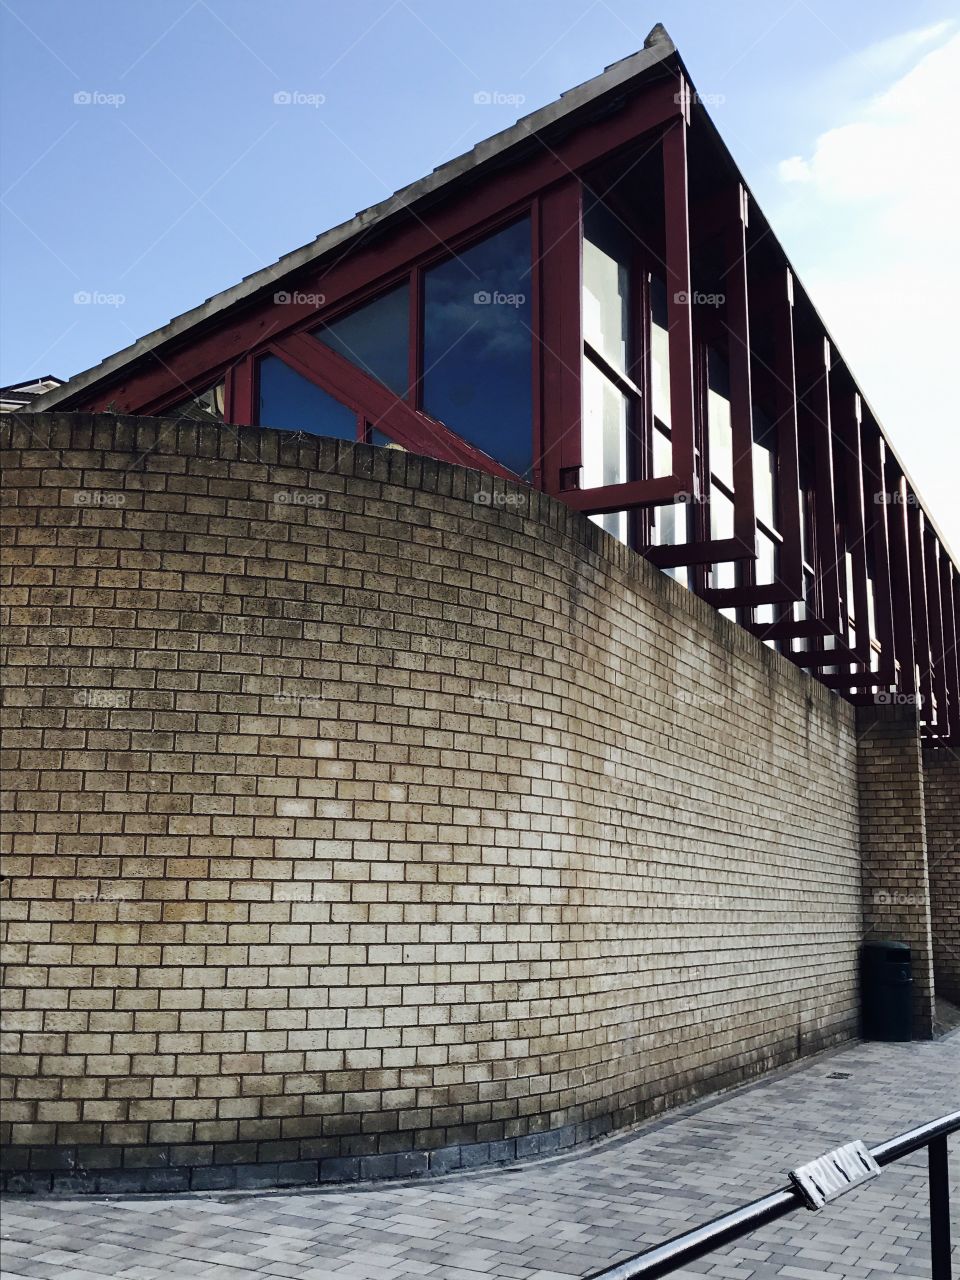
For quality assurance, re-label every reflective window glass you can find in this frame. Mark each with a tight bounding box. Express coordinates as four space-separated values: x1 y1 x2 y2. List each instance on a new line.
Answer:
650 276 672 434
582 356 628 543
370 427 406 451
258 355 356 438
707 348 734 491
757 529 778 587
313 284 409 396
710 487 735 540
752 405 778 530
422 218 532 478
583 200 631 373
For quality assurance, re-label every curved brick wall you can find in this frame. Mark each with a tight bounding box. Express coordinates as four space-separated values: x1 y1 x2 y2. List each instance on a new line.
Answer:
1 413 862 1193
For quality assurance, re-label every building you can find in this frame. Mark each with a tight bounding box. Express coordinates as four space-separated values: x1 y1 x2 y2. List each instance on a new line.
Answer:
2 25 957 1194
0 376 64 414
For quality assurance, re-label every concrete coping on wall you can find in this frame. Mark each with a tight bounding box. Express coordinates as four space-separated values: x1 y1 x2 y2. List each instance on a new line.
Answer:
2 411 847 722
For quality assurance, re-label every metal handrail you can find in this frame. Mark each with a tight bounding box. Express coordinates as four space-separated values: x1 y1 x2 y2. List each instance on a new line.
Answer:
585 1110 960 1280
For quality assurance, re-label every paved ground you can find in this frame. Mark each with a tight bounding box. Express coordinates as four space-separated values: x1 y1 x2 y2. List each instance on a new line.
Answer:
2 1035 958 1280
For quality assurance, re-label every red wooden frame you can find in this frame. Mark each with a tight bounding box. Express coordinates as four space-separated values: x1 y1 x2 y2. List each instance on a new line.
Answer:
48 62 957 742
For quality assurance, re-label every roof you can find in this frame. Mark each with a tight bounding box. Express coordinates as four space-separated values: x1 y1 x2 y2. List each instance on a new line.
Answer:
2 376 64 396
32 24 679 414
26 25 955 566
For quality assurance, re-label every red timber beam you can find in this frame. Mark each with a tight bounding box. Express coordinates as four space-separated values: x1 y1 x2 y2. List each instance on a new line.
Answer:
644 177 755 567
945 561 960 745
923 523 951 740
756 334 842 649
565 78 698 517
703 264 803 609
907 499 935 723
67 78 684 420
886 464 918 701
792 380 873 671
818 421 898 692
540 179 583 497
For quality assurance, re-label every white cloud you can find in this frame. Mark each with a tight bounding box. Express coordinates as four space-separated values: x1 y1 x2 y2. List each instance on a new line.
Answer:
772 28 959 553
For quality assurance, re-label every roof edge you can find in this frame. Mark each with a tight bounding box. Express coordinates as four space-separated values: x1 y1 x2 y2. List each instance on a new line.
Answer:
33 25 677 413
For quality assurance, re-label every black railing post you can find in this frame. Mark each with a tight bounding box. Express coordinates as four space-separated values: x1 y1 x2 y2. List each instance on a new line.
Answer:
928 1132 952 1280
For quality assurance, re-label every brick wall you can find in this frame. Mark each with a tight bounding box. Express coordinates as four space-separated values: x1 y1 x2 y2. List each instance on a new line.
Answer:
856 706 935 1038
1 413 863 1192
923 746 960 1004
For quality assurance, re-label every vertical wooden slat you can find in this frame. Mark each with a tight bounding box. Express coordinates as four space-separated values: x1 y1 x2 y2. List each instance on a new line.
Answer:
727 183 756 551
835 390 871 662
863 429 896 681
224 355 255 426
907 500 933 722
886 464 917 699
924 526 949 737
797 336 842 635
946 563 960 744
539 178 583 494
661 93 697 498
772 267 802 599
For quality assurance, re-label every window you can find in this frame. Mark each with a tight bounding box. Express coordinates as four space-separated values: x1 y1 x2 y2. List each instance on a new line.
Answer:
706 349 736 591
581 200 636 544
751 405 782 606
258 354 356 438
313 284 409 396
169 381 225 422
422 218 532 478
648 275 691 584
369 426 405 450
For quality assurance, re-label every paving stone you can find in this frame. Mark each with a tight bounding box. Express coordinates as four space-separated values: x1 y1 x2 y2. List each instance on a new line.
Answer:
0 1036 957 1280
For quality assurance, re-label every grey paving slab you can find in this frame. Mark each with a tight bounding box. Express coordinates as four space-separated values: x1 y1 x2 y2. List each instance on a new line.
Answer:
1 1035 958 1280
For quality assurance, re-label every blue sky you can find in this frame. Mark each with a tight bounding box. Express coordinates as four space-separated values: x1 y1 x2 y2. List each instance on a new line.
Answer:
2 0 957 545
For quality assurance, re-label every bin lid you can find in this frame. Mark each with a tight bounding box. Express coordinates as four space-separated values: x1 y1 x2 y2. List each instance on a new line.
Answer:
862 939 912 961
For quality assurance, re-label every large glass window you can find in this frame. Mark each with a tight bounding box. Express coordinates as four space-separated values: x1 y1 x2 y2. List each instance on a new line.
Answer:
422 218 532 478
313 284 409 396
258 354 356 438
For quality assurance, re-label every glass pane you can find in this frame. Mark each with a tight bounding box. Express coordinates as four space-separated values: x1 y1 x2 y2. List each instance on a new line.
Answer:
710 558 737 590
370 427 406 451
650 276 671 435
171 381 225 422
710 487 735 540
752 405 778 530
258 354 356 439
583 200 631 374
707 348 734 491
313 284 409 396
651 427 689 554
422 218 532 478
756 529 778 587
582 356 628 544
